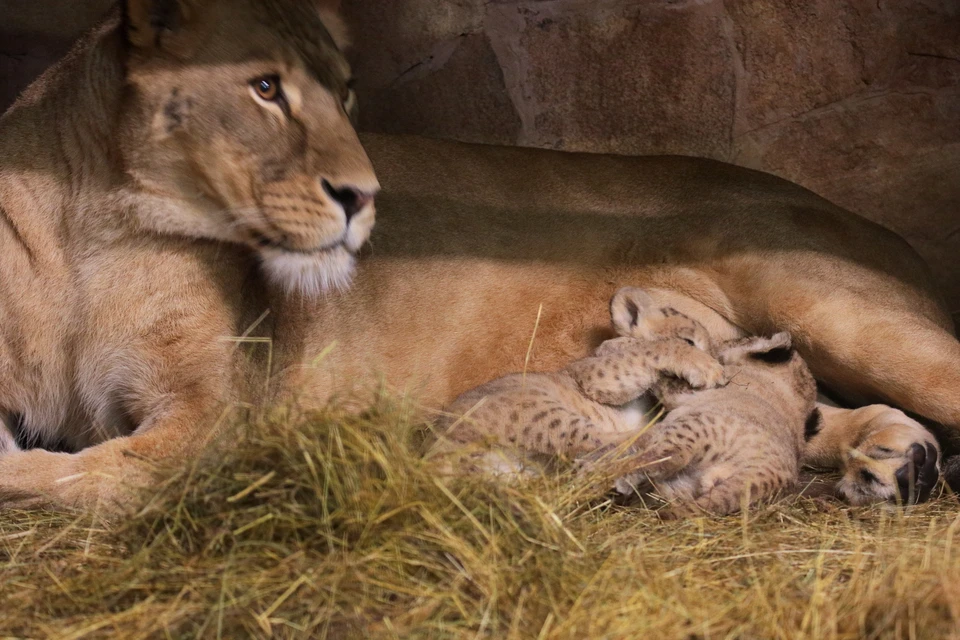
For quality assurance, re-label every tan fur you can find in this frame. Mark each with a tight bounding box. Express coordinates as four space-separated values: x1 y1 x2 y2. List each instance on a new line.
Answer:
0 0 376 508
0 1 952 510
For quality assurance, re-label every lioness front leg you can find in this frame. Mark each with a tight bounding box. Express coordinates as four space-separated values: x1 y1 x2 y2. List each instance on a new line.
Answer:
568 339 726 406
804 404 940 505
0 264 245 511
0 398 224 510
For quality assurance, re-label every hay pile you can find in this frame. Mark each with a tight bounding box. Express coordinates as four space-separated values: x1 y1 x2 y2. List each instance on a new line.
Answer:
2 399 959 639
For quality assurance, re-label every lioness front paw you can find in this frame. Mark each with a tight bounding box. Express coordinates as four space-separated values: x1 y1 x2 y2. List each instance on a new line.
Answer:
837 421 940 506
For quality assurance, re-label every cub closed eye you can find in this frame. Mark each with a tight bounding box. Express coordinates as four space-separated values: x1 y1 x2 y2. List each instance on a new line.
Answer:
251 75 283 102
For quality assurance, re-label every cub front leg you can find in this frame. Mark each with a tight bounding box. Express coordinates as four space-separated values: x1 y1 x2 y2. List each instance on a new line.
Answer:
568 338 726 406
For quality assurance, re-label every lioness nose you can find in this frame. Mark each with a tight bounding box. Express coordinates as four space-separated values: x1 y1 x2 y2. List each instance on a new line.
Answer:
322 179 374 222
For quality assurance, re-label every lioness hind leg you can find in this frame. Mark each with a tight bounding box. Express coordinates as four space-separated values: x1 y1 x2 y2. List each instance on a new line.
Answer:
793 308 960 504
804 404 940 505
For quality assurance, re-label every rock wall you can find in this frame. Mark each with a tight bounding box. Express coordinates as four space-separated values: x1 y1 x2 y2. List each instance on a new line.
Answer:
2 0 959 313
343 0 960 314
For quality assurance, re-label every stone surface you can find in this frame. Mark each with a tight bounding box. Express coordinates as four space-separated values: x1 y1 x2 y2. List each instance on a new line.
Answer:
358 33 522 145
340 0 487 91
724 0 899 134
0 0 114 39
0 0 958 308
490 1 736 157
0 33 68 113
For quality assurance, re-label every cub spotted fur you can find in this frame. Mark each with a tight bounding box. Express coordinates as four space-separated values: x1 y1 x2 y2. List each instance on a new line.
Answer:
598 330 816 517
433 288 817 517
432 288 727 471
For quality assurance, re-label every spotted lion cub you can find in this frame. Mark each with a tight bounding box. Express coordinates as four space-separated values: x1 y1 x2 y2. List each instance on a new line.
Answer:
433 287 818 517
576 289 818 516
430 288 728 474
595 332 817 518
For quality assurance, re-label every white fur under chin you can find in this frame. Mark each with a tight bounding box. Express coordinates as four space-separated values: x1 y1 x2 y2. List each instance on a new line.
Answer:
260 247 356 297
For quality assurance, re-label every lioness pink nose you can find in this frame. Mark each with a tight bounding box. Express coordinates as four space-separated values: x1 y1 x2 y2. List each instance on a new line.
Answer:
322 179 374 222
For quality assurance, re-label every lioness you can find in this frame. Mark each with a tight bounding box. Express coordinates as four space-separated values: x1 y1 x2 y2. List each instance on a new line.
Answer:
0 0 949 509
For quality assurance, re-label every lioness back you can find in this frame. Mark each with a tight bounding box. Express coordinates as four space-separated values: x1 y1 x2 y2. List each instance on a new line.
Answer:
296 133 948 409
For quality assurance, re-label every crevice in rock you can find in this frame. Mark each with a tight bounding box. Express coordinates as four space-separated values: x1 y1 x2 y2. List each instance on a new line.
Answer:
388 36 466 89
733 87 949 141
718 1 746 161
908 52 960 65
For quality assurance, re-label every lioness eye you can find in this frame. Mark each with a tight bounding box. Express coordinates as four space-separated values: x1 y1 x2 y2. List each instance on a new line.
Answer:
252 75 282 102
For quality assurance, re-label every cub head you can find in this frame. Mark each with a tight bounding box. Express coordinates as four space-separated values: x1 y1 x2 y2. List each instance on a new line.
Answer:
610 287 715 352
118 0 377 296
717 332 817 413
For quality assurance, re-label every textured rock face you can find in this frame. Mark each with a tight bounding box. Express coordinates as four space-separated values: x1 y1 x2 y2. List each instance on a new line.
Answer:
1 0 959 311
342 0 960 313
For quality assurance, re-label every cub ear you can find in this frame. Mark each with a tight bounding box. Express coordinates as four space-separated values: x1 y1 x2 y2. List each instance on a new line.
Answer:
316 1 351 50
719 332 793 365
124 0 196 50
609 287 655 336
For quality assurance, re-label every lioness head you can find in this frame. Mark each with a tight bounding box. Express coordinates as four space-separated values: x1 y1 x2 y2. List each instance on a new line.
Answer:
118 0 378 295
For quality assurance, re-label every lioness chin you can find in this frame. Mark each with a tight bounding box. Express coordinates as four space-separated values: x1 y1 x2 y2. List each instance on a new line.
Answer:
0 0 950 510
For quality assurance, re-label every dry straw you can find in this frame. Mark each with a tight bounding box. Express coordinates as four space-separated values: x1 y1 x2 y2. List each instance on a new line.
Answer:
1 396 959 639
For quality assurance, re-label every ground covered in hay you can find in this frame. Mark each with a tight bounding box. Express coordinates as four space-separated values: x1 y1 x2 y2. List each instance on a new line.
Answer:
2 400 960 639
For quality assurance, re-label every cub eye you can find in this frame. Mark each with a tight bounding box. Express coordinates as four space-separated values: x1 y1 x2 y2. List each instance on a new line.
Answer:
683 339 697 347
252 75 282 102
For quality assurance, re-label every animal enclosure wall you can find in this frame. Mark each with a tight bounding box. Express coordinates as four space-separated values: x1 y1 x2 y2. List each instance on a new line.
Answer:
2 0 958 314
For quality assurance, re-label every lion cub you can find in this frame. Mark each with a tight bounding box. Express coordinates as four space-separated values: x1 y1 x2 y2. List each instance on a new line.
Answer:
594 329 817 517
432 287 817 517
430 288 727 472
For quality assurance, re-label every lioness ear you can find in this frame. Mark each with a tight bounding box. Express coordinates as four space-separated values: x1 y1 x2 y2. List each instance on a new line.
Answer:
124 0 195 50
316 1 351 50
610 287 655 336
719 332 793 364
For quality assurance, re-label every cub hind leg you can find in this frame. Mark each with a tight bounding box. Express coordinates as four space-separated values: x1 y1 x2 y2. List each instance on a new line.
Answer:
430 395 640 478
609 414 796 516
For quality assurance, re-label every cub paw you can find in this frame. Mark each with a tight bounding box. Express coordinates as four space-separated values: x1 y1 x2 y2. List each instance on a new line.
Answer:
673 350 727 390
837 419 940 506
